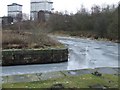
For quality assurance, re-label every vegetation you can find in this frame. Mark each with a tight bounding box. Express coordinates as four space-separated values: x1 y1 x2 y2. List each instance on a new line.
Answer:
2 30 62 49
48 4 119 41
2 4 119 42
3 74 119 88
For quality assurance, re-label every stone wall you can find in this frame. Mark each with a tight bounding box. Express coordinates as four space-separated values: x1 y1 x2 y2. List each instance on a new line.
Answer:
2 48 68 66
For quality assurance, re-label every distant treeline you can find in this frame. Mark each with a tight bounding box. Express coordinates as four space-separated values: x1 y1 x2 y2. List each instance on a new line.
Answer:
3 4 119 41
48 4 119 41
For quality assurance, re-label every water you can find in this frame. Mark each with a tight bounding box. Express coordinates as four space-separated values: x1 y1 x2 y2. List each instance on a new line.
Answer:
2 36 119 76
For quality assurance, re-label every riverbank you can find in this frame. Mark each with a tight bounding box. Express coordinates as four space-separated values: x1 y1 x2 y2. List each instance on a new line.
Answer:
49 31 119 43
2 67 119 89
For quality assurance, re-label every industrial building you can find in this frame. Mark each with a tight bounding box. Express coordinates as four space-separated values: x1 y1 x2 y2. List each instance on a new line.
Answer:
2 16 13 25
7 3 23 22
30 0 53 21
1 16 13 29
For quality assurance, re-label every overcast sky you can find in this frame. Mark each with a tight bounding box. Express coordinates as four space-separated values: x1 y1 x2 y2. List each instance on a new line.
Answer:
0 0 119 17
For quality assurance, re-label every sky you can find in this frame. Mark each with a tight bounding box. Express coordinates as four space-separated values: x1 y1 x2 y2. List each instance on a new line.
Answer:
0 0 119 17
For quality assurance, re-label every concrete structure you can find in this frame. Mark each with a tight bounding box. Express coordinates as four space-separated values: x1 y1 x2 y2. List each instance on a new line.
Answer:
30 0 53 20
7 3 22 22
38 10 51 22
2 48 68 66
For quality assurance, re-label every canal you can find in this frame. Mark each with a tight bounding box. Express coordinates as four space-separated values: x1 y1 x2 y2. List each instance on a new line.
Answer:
2 36 119 76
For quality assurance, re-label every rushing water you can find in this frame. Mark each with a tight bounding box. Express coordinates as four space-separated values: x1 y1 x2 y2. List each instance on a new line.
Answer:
2 36 119 76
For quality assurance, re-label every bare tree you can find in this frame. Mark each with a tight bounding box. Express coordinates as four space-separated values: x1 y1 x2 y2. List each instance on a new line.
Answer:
15 13 22 30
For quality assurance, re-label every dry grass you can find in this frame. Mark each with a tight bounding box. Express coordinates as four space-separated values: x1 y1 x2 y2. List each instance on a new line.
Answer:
2 30 62 49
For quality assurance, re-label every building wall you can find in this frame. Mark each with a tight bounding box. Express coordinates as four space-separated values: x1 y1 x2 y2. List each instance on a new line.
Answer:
8 11 22 18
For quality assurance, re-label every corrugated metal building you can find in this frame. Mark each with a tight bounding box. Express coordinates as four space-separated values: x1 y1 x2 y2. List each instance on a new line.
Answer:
30 0 53 21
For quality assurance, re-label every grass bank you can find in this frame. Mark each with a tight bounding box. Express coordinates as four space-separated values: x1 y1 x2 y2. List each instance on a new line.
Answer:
49 30 119 43
2 30 63 49
3 74 119 88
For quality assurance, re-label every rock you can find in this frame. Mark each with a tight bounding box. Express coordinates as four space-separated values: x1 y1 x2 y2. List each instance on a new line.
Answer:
68 71 76 75
92 71 102 77
50 84 65 89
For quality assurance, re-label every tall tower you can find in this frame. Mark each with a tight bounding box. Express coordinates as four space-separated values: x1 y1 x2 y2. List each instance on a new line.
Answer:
7 3 22 22
30 0 53 21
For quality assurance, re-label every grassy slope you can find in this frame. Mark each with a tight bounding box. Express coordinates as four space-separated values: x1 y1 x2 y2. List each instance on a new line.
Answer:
3 74 119 88
2 30 63 49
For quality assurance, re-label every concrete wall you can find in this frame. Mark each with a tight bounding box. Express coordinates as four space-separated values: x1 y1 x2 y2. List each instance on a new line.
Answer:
2 48 68 66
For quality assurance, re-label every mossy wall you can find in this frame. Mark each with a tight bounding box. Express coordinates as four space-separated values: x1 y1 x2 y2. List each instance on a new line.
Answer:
2 48 68 66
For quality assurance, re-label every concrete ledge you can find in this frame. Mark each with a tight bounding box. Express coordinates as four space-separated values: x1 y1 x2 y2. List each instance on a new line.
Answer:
2 48 68 66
